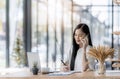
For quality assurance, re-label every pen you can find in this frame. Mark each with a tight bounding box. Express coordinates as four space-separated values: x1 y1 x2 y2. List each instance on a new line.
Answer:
61 60 66 66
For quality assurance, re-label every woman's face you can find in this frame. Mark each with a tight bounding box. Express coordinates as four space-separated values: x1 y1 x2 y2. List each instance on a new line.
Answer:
74 28 86 45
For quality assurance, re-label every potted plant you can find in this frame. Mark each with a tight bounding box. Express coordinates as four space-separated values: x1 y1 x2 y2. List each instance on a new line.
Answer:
32 62 39 75
88 46 114 74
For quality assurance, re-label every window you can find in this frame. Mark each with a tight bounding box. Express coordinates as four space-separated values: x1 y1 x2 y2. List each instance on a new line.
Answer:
31 0 120 70
0 0 6 68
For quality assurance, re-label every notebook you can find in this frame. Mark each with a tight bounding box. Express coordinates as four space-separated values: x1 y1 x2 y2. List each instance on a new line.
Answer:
48 71 81 76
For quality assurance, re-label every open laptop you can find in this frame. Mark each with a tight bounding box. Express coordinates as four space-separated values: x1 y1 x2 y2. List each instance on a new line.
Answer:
27 52 41 72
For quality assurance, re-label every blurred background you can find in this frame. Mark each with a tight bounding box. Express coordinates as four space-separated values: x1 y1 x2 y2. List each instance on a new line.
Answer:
0 0 120 70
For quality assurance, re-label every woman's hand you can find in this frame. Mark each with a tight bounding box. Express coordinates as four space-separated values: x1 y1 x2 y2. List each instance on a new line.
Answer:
81 36 88 50
81 36 89 71
82 62 89 72
61 65 70 72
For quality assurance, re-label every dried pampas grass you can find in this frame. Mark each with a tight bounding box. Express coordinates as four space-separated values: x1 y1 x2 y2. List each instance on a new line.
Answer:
88 46 115 63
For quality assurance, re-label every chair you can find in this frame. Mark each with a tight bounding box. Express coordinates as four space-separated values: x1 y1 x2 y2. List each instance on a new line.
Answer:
112 63 120 70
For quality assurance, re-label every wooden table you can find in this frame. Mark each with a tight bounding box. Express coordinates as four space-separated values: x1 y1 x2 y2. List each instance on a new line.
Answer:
0 68 120 79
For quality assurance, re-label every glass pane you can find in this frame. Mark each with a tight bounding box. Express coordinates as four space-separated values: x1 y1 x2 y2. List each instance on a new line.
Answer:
0 0 6 68
113 6 120 59
73 5 112 46
31 0 47 68
47 0 57 70
9 0 24 67
63 0 72 62
31 0 37 52
31 0 73 71
31 0 120 70
73 0 112 5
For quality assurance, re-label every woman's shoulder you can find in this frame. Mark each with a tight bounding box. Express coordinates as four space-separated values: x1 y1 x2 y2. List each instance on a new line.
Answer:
87 45 92 49
86 45 92 52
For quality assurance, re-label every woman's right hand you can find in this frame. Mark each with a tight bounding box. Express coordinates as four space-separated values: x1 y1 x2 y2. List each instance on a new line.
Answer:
81 36 88 50
61 65 70 72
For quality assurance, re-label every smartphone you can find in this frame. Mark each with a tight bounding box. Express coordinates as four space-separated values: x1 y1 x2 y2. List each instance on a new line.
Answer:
81 34 88 43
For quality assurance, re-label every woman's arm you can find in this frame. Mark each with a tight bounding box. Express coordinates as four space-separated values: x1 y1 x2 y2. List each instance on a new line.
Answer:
60 47 72 71
87 54 95 71
82 49 89 71
81 36 89 71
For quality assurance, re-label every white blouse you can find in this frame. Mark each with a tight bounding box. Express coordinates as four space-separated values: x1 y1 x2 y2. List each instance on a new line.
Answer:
65 45 95 72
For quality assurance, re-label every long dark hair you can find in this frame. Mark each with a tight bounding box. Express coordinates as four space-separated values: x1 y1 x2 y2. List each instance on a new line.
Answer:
70 23 93 70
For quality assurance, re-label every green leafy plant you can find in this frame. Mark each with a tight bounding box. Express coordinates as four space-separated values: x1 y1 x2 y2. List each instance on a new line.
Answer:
12 37 27 67
33 61 38 68
32 61 39 75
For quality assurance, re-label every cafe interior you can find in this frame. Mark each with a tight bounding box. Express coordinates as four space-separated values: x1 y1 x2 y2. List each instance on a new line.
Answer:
0 0 120 78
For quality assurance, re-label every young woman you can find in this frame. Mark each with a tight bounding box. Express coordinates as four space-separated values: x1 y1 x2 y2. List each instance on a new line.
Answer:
61 23 95 72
